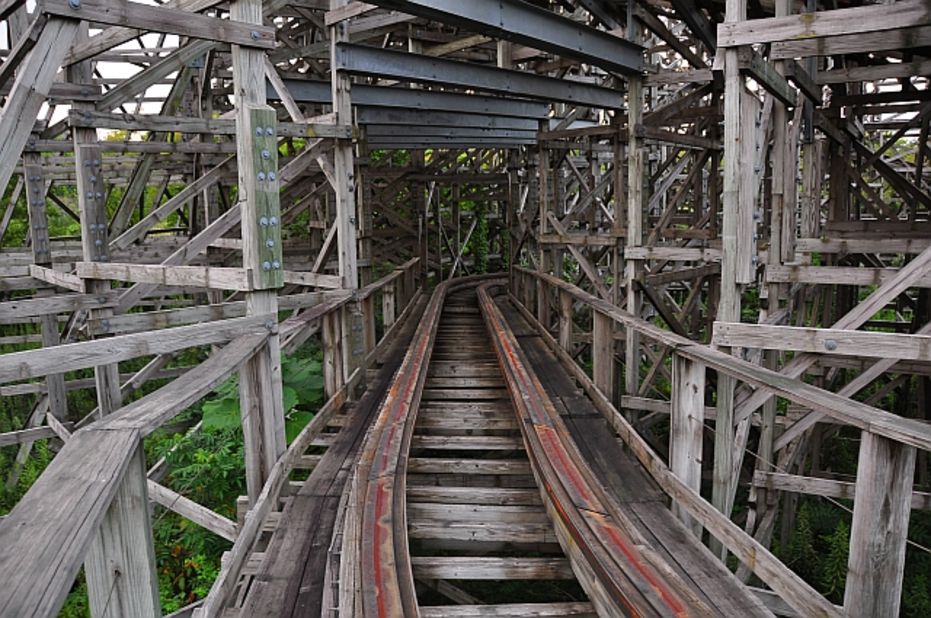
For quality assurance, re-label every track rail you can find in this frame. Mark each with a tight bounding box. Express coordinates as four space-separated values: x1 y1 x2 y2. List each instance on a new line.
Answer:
352 278 728 617
477 282 715 617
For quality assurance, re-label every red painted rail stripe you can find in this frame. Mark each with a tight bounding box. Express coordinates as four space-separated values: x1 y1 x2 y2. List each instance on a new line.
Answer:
478 284 689 617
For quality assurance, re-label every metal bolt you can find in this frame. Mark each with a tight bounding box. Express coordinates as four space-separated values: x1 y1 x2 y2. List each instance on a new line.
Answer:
266 239 275 248
272 260 281 269
96 192 103 199
268 172 276 181
824 339 838 351
90 175 96 182
255 127 264 137
86 192 93 198
95 239 102 246
250 30 260 40
262 261 271 271
265 127 274 136
259 216 269 226
69 0 81 10
269 216 278 226
349 216 356 225
258 172 266 181
261 149 270 159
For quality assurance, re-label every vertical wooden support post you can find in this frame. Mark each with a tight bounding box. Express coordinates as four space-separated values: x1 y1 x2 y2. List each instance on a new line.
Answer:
844 432 915 618
330 0 362 388
232 0 286 504
711 0 747 559
592 310 614 404
24 151 67 420
624 20 644 401
670 355 705 539
361 295 376 356
383 281 397 331
70 28 161 614
85 445 160 618
558 290 572 351
537 130 551 328
322 310 344 397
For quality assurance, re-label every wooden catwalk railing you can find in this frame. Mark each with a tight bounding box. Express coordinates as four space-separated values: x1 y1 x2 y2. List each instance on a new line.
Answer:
0 258 421 617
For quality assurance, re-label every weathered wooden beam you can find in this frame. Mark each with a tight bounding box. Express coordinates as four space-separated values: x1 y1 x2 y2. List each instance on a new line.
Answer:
844 433 915 618
64 0 226 65
717 0 929 47
772 24 931 59
0 315 271 384
84 444 160 617
670 355 705 538
754 471 931 511
0 427 140 617
713 322 931 362
591 310 614 403
44 0 275 48
77 261 254 291
0 17 78 195
736 47 796 108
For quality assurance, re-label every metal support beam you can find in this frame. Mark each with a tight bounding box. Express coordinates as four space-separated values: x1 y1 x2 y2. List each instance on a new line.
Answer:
334 43 624 109
366 0 643 74
271 78 549 118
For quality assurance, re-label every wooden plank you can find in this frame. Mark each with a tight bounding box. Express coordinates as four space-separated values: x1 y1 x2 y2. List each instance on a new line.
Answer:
670 355 704 538
0 427 140 617
844 433 916 617
99 332 266 437
411 556 573 580
754 471 931 511
772 24 931 59
77 261 254 291
592 310 614 401
713 321 931 361
419 602 596 617
737 47 796 108
43 0 276 48
64 0 226 65
28 264 86 292
0 17 79 194
717 1 930 47
147 481 238 542
0 315 269 384
0 291 118 323
0 426 58 447
766 264 931 288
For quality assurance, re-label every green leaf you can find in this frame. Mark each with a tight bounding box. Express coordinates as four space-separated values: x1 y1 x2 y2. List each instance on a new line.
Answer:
285 411 314 443
282 385 299 413
201 396 240 431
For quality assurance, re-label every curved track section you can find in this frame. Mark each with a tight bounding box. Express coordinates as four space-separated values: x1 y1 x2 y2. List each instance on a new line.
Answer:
477 283 714 617
352 279 761 617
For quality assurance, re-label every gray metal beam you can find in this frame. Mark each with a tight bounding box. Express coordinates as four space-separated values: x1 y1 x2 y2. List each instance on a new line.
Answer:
365 138 534 149
366 0 643 74
365 125 536 140
334 43 623 109
358 108 538 130
268 78 550 118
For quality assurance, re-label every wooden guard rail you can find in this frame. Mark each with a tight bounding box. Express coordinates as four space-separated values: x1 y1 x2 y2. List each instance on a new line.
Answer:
0 258 421 618
512 266 931 618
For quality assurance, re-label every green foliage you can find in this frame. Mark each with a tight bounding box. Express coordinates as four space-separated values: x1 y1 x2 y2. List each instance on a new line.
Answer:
904 572 931 617
820 520 850 602
201 354 324 442
784 503 819 582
